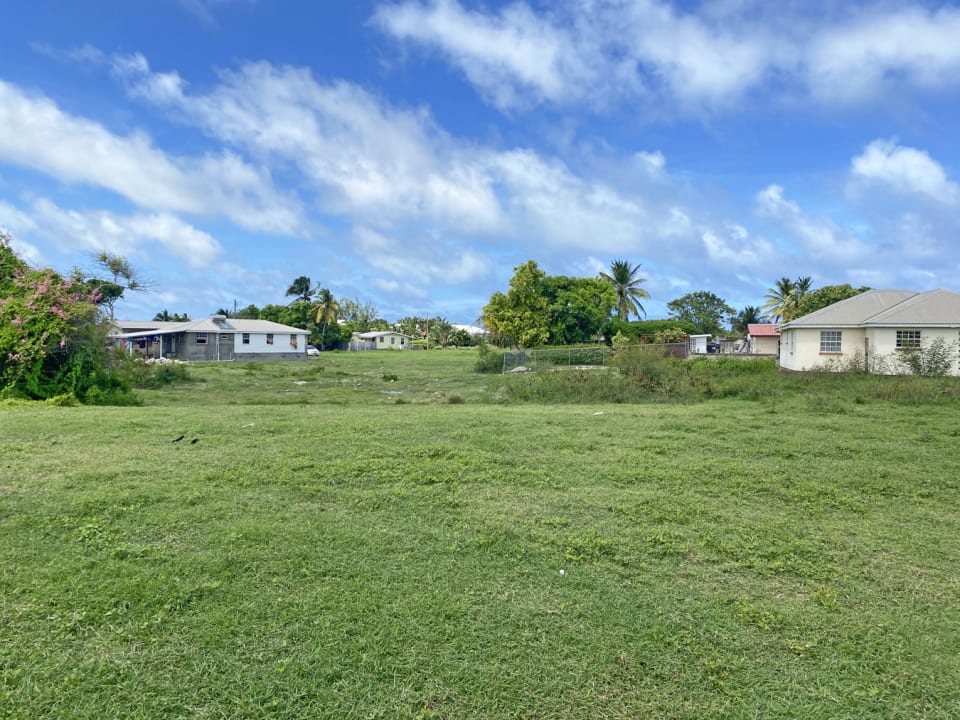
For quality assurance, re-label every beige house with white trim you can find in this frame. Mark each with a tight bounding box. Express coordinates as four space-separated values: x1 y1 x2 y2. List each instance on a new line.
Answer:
350 331 413 350
779 289 960 375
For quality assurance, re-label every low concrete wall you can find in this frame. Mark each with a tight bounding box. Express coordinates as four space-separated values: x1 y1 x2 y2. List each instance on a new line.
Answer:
234 352 307 362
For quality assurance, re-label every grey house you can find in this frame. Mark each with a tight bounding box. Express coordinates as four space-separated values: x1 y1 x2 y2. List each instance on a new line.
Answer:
112 316 310 361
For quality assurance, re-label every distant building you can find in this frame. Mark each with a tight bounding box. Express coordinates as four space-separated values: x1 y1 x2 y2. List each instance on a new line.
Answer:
111 316 310 361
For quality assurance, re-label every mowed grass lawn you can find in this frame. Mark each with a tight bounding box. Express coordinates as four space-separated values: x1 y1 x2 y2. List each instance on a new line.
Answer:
2 350 959 718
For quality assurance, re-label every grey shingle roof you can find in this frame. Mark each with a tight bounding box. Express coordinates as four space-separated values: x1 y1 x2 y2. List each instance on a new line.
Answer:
780 289 960 329
865 289 960 326
780 290 916 328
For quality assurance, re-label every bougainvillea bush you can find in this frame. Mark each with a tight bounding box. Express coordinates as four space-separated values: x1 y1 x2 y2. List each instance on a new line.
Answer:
0 233 135 403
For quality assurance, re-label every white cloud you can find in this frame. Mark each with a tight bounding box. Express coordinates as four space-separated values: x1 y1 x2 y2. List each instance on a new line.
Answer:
14 197 223 268
107 52 712 263
756 184 867 263
372 0 594 110
702 224 774 269
850 139 959 206
0 79 304 235
354 225 492 286
111 56 506 234
0 201 44 265
373 1 960 115
808 6 960 102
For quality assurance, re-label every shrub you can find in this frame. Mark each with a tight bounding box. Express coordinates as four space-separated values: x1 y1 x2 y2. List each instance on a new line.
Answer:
474 343 504 373
897 337 953 377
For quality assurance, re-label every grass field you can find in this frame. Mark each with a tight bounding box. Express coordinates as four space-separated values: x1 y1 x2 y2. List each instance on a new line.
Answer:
2 350 959 718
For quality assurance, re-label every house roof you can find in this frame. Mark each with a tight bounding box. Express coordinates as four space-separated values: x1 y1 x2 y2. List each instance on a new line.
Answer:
864 289 960 326
747 323 780 337
112 317 309 339
780 289 960 330
780 290 916 329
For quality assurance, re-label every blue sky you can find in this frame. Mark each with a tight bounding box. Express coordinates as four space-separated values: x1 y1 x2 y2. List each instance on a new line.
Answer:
2 0 960 324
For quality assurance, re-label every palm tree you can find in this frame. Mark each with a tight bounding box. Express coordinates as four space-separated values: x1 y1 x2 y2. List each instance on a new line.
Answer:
600 259 650 321
761 277 798 323
731 305 763 336
286 276 317 304
313 288 339 350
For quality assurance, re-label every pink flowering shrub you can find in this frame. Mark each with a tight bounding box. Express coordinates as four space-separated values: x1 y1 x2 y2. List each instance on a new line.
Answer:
0 233 135 402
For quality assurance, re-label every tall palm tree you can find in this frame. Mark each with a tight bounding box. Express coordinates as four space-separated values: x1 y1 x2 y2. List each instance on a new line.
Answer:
313 288 339 350
761 277 797 323
600 259 650 321
286 276 317 304
731 305 763 336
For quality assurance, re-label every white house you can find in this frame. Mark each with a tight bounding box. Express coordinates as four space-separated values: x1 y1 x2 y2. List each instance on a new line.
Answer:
746 324 780 355
350 331 413 350
112 316 310 361
778 289 960 375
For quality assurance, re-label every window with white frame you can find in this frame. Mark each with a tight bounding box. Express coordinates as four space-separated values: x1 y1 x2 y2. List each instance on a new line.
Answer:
196 333 208 345
896 330 921 349
266 333 274 345
289 334 298 349
242 333 250 345
819 331 842 353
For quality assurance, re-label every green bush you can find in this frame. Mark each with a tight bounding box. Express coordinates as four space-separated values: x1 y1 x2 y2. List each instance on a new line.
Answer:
131 361 193 389
474 344 504 373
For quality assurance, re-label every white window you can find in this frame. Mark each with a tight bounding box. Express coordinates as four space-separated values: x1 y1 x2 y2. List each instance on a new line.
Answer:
289 334 298 349
896 330 921 349
242 333 250 345
266 333 274 345
391 336 395 344
196 333 208 345
820 331 841 353
401 337 405 345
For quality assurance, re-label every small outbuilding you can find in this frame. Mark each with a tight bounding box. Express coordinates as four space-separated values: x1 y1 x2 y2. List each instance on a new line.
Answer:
746 324 780 355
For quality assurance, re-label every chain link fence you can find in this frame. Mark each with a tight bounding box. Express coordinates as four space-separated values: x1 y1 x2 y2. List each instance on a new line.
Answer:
502 347 608 373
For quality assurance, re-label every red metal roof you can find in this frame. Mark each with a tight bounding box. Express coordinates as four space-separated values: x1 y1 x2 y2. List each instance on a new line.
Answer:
747 323 780 337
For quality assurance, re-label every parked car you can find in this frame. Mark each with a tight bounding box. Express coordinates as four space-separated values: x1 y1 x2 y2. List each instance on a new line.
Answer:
706 342 721 354
306 345 320 356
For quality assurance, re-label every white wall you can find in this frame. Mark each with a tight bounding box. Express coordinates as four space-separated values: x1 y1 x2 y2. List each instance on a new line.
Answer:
233 332 307 354
782 327 960 374
867 328 960 375
779 327 866 371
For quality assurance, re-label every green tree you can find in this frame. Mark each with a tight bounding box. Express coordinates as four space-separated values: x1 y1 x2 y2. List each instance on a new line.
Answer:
338 297 380 333
396 316 426 339
234 304 261 319
731 306 763 337
153 310 190 322
666 291 734 336
447 327 474 347
285 276 317 304
795 284 870 318
313 289 340 350
79 252 147 320
761 277 794 322
600 259 650 321
259 302 313 329
481 260 550 348
544 275 616 344
428 316 454 348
